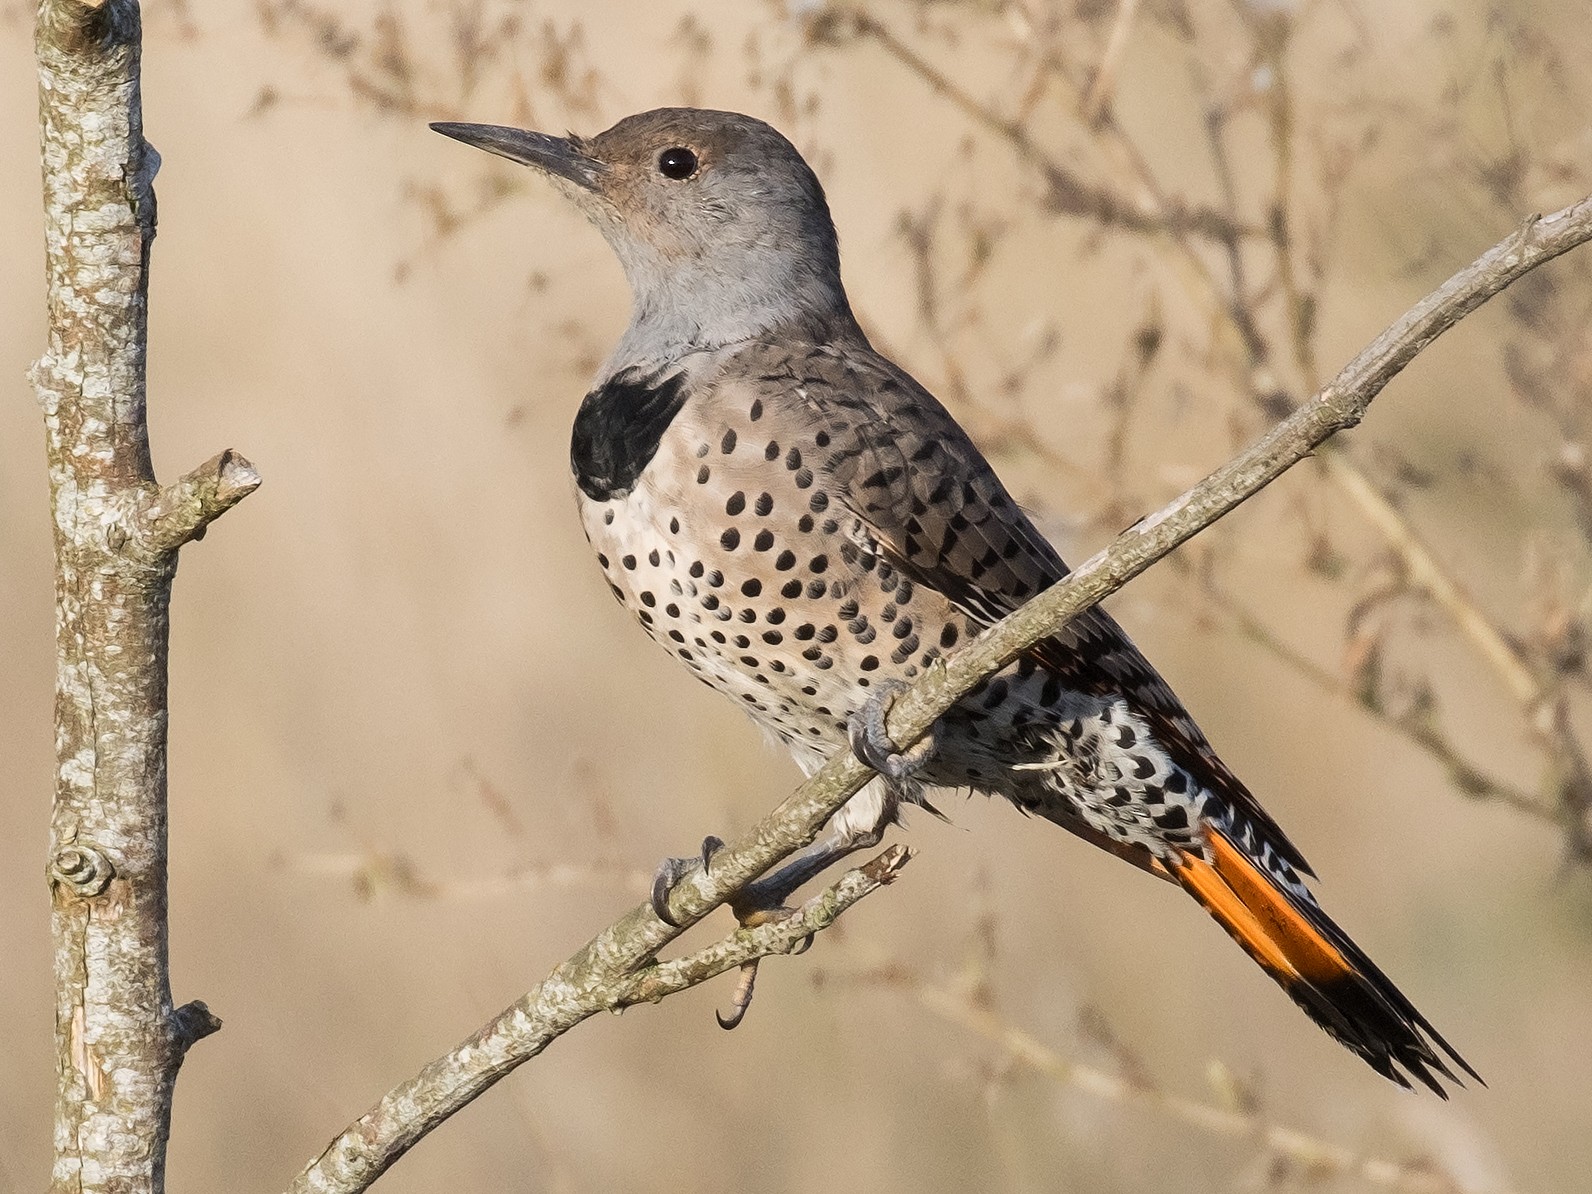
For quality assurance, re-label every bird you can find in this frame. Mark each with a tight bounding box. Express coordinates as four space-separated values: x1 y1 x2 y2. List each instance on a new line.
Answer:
431 108 1478 1094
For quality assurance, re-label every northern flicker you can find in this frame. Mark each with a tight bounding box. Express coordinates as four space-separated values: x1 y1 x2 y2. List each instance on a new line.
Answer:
432 109 1478 1094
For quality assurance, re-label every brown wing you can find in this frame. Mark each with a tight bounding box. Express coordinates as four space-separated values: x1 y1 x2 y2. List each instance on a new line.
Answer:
768 339 1314 878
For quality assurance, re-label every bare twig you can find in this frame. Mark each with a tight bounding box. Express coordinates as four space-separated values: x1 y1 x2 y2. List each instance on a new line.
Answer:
33 1 256 1188
807 6 1260 245
1082 0 1142 125
286 846 911 1193
1202 571 1562 826
848 958 1515 1194
278 849 652 901
287 195 1592 1193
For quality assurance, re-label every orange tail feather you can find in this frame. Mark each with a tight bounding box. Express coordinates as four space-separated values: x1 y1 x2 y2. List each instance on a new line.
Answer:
1173 826 1479 1096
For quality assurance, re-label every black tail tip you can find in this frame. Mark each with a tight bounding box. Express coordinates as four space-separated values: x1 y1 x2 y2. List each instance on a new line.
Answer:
1296 974 1482 1097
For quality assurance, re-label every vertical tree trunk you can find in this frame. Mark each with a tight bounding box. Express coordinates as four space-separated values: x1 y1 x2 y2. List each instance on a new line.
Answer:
32 1 256 1187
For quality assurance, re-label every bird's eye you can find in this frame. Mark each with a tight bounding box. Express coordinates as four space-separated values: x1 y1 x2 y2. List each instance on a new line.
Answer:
657 147 699 180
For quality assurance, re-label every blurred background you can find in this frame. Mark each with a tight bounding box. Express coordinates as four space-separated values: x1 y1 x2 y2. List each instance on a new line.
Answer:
3 1 1592 1190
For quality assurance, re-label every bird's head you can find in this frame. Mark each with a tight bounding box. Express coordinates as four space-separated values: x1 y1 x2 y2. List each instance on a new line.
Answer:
432 108 859 362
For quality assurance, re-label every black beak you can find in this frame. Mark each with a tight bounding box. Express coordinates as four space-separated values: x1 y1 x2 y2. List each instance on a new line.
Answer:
429 122 604 191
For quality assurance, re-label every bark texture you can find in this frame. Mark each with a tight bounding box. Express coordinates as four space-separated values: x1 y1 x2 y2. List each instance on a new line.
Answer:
33 1 255 1189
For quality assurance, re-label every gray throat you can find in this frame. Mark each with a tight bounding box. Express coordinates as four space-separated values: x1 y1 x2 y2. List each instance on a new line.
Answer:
597 250 863 379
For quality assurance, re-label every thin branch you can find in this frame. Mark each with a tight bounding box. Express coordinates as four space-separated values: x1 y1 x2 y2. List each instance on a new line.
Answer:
1203 570 1563 826
808 7 1260 245
287 195 1592 1193
852 960 1513 1194
1081 0 1142 125
1317 449 1540 705
285 846 910 1193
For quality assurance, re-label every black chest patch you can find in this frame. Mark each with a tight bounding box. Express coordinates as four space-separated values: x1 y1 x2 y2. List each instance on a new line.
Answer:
570 369 690 501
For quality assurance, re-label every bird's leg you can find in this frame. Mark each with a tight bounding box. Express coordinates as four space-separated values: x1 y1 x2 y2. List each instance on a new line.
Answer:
732 782 899 916
650 834 726 927
711 787 897 1029
847 678 939 783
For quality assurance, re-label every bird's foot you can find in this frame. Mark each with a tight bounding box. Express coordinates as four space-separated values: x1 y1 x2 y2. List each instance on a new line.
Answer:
714 903 814 1030
649 834 726 927
848 679 938 783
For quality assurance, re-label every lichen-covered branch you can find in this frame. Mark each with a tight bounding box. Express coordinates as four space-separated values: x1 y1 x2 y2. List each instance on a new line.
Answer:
32 1 256 1189
287 195 1592 1193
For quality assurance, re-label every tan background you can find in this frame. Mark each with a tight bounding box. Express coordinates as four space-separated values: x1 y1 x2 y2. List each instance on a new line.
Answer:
3 1 1591 1190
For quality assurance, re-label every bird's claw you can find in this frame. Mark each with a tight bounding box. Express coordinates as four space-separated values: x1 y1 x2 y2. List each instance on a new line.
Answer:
714 909 814 1029
649 835 727 927
716 960 759 1030
848 679 937 783
652 837 815 1027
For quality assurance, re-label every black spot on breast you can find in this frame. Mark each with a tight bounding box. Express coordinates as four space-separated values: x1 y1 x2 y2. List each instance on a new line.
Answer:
570 369 689 501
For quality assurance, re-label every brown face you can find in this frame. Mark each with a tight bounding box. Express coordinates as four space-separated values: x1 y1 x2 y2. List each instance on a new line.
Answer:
569 110 788 264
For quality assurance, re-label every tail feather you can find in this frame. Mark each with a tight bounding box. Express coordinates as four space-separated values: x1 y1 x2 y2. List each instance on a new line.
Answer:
1173 826 1480 1096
